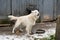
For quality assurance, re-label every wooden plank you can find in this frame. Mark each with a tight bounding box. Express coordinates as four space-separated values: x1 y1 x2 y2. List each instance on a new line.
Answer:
55 0 60 40
56 16 60 40
0 24 10 27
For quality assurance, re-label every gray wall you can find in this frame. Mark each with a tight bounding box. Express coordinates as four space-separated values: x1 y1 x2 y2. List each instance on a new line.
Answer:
0 0 57 19
56 0 60 16
12 0 43 16
0 0 10 19
42 0 56 20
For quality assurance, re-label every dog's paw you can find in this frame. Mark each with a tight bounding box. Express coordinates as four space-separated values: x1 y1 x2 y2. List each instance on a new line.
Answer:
20 29 23 32
12 31 15 33
29 32 34 35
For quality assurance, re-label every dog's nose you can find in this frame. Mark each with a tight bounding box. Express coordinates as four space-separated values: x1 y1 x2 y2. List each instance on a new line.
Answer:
37 13 40 16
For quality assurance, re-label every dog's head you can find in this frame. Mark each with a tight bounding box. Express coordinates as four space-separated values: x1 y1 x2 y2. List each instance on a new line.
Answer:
31 10 40 19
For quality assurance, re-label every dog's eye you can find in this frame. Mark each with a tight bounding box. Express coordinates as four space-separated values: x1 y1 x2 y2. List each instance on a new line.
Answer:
35 12 37 13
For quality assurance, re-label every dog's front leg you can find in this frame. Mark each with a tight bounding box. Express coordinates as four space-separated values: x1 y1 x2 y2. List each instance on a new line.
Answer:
26 25 32 35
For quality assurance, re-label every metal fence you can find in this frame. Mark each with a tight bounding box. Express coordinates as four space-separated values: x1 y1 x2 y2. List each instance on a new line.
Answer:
0 0 57 20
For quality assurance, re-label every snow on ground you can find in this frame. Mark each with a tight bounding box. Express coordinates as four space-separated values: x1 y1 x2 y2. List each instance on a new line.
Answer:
0 28 56 40
32 28 56 38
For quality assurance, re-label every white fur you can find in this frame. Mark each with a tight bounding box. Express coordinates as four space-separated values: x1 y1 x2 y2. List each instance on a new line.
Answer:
8 15 18 20
8 10 40 35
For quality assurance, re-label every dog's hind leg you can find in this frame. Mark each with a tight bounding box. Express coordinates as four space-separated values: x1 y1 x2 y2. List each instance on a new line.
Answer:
12 20 21 33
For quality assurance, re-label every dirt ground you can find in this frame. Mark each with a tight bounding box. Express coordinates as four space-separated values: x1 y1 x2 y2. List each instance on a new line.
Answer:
0 22 56 35
0 22 56 40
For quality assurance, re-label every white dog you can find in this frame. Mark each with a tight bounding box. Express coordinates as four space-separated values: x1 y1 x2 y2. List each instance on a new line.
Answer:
8 10 40 35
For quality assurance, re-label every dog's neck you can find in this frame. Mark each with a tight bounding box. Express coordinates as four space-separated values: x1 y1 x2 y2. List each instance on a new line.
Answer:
28 13 38 21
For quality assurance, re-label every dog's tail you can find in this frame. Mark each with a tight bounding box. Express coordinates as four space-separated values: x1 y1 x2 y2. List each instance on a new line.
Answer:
8 15 17 21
